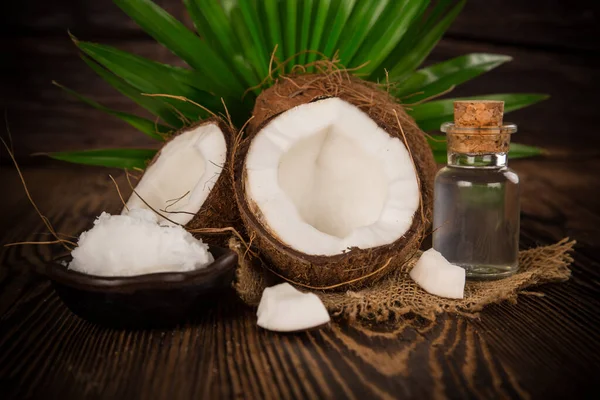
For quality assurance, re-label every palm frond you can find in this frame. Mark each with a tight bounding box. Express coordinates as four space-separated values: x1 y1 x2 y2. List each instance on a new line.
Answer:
56 0 546 168
385 0 466 82
47 148 158 169
298 0 314 66
53 81 169 140
351 0 427 75
397 53 512 102
409 93 549 131
184 0 259 90
305 0 332 71
81 55 183 128
322 0 358 60
114 0 243 94
262 0 286 64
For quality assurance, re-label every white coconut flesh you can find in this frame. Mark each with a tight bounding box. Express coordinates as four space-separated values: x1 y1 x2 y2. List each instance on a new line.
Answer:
124 123 227 225
244 97 420 256
257 283 330 332
410 248 466 299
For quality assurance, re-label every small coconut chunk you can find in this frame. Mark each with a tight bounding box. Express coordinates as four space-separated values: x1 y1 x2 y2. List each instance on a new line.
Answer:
256 283 330 332
69 208 213 276
124 123 227 225
410 249 466 299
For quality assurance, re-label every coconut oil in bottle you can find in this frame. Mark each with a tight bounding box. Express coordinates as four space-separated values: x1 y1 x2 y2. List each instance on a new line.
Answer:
433 101 520 279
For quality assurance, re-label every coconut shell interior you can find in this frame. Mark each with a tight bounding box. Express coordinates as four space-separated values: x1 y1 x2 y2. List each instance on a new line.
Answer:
132 117 241 246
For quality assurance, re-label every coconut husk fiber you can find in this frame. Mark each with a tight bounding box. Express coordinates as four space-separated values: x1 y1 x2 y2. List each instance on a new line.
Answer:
231 238 575 325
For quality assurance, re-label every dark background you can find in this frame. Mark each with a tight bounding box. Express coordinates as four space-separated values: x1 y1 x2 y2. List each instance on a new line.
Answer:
1 2 600 398
1 0 599 160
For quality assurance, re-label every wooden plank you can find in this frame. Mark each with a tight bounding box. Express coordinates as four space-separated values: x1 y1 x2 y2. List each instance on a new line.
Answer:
0 157 599 398
473 159 600 399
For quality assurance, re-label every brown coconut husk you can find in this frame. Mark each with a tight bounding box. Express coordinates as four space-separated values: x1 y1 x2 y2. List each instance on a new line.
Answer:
233 73 436 290
133 117 241 246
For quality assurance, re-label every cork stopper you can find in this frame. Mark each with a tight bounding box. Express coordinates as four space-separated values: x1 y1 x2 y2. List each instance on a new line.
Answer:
445 100 512 154
454 100 504 127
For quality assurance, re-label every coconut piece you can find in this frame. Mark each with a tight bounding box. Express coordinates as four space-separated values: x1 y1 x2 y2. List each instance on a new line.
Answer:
256 283 330 332
69 208 214 276
409 248 465 299
123 118 239 244
234 74 436 289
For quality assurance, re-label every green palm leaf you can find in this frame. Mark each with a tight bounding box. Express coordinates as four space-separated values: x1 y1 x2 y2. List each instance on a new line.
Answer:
238 0 270 79
114 0 243 94
227 6 268 83
351 0 427 75
338 0 390 65
185 0 259 90
74 39 222 120
81 55 184 128
386 0 466 81
49 0 549 169
298 0 314 66
397 53 512 102
283 0 299 68
47 148 157 169
184 0 232 57
322 0 357 59
306 0 332 71
410 93 549 131
53 81 169 141
262 0 286 63
508 142 546 159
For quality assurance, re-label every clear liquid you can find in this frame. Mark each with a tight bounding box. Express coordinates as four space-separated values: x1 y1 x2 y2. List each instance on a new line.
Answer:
433 166 520 279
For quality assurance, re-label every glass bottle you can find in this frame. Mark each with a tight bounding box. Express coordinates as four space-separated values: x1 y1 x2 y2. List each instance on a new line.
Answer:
432 101 520 280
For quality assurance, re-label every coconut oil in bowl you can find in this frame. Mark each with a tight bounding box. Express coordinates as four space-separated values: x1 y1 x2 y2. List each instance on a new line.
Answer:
433 101 520 280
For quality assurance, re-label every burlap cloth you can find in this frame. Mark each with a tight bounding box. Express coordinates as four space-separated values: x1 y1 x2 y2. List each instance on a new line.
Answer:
232 238 575 325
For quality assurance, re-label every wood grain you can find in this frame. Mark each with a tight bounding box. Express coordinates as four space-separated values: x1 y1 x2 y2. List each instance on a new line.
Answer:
1 157 599 399
2 1 600 398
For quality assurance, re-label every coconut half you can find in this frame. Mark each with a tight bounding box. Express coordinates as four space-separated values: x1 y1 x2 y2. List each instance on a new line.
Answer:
234 75 436 289
123 118 238 244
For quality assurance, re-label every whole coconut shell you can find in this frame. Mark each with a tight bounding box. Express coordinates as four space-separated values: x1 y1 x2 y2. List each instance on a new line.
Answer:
234 74 436 289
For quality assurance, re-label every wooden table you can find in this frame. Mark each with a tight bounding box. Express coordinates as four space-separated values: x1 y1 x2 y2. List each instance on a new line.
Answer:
2 1 599 398
1 155 599 399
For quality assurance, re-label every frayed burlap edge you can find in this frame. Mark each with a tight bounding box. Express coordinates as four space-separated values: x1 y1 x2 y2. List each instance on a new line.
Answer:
231 238 575 325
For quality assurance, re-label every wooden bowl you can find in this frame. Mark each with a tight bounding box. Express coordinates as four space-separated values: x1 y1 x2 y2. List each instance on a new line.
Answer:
45 246 237 328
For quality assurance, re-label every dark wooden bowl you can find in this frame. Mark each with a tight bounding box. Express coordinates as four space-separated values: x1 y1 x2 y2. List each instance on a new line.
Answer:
45 246 237 329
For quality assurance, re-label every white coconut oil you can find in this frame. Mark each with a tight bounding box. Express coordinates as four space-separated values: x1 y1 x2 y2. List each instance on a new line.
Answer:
69 209 214 276
432 101 520 280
